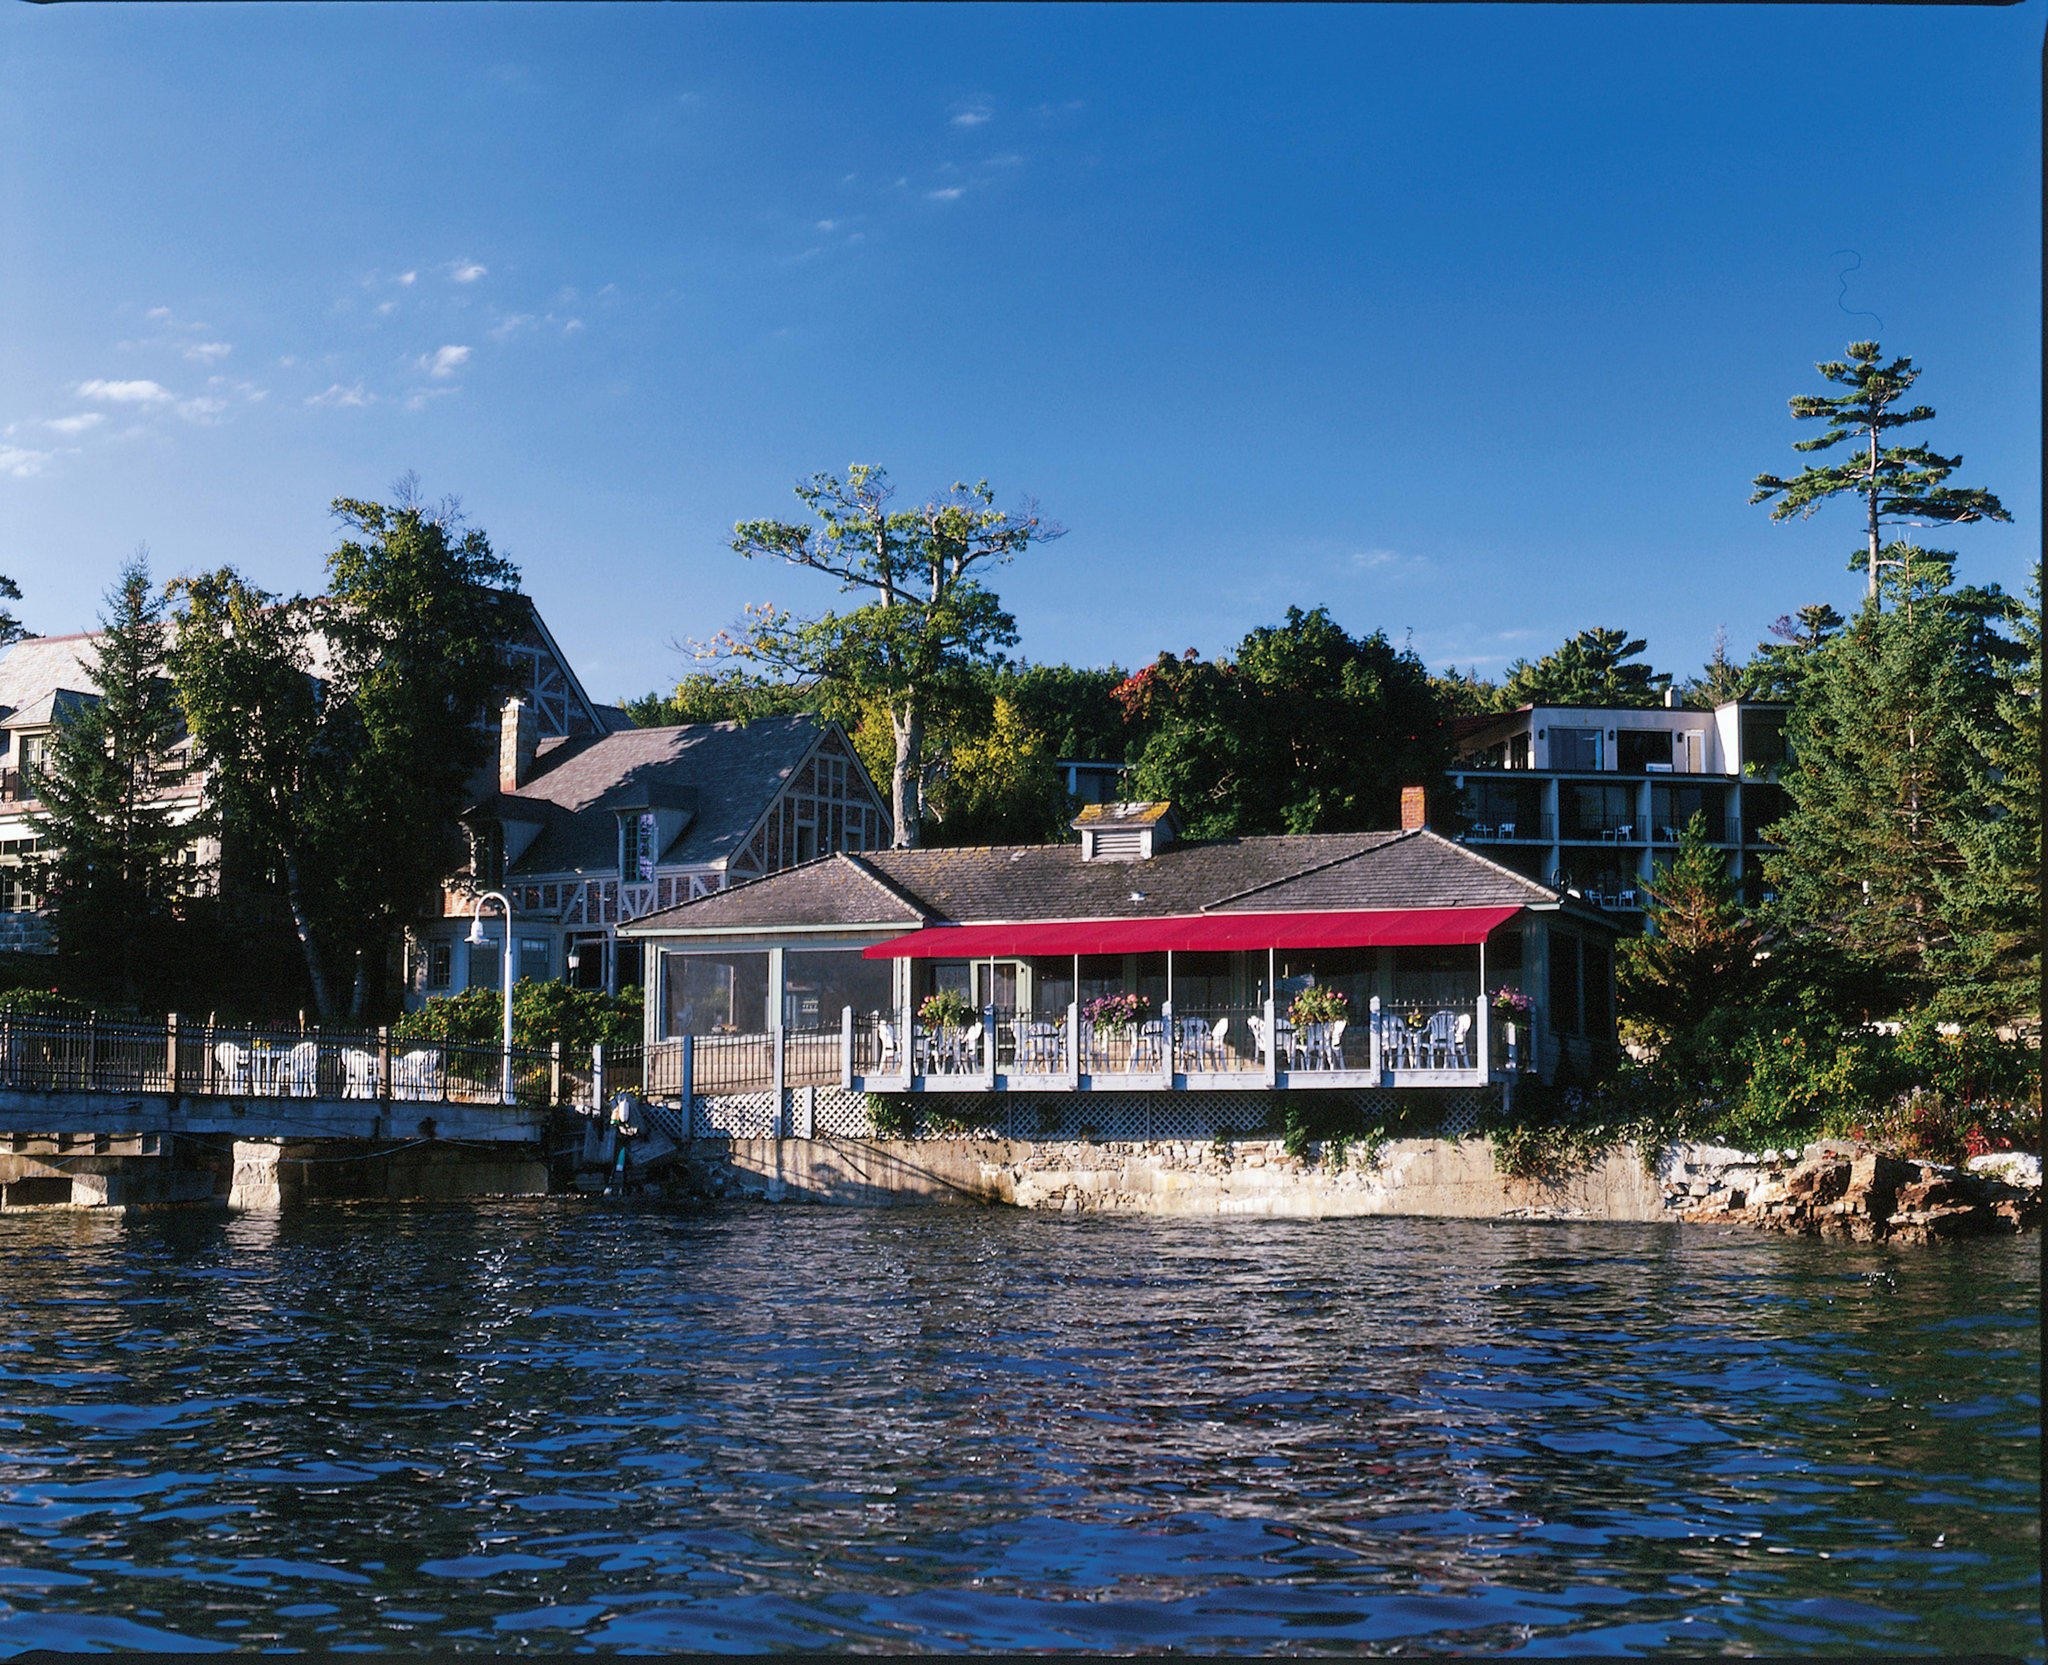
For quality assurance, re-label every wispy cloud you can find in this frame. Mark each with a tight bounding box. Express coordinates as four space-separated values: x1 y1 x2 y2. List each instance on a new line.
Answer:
175 396 228 424
307 382 372 408
183 341 232 363
404 385 460 412
424 344 472 377
489 314 536 342
1350 546 1434 576
0 445 56 479
45 413 105 436
398 270 417 285
449 262 488 284
77 378 175 405
926 186 965 202
951 104 992 128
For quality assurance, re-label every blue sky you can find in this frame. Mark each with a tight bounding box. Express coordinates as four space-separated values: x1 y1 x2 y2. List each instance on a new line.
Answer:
3 4 2037 704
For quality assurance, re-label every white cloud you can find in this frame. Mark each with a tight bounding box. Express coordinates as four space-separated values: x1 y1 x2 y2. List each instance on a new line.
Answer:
184 341 232 363
376 300 399 316
404 385 459 412
276 355 298 369
306 382 372 408
926 186 965 202
425 344 471 377
1351 546 1433 576
398 270 417 285
77 378 175 405
562 317 584 333
45 413 105 436
0 445 55 478
145 306 173 322
952 105 992 128
489 313 536 342
449 262 488 284
176 396 228 424
815 219 837 232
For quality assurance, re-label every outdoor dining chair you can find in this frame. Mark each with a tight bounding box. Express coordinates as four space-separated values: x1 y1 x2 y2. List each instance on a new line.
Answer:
1380 1014 1423 1070
342 1047 379 1099
284 1040 319 1097
874 1020 903 1075
1134 1019 1165 1070
1424 1010 1471 1070
1016 1019 1062 1074
1176 1016 1212 1071
392 1048 440 1100
1246 1014 1269 1065
213 1041 250 1095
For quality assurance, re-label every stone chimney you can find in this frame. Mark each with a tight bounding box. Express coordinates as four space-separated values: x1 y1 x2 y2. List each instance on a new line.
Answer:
1663 686 1681 709
1400 785 1427 832
499 696 538 793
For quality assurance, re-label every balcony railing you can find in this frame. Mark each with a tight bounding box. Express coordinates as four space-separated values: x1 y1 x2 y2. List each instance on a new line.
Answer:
1462 815 1555 843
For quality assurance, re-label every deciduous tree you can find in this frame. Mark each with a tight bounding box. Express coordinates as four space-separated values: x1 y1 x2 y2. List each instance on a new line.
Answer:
724 465 1063 847
1750 341 2008 603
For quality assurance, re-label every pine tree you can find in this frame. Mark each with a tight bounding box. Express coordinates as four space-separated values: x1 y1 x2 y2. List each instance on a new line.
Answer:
1616 812 1764 1047
1500 627 1668 707
1759 556 2007 1008
27 554 194 1005
1746 603 1845 702
0 575 26 646
1751 341 2008 603
1684 625 1757 705
1931 562 2040 1022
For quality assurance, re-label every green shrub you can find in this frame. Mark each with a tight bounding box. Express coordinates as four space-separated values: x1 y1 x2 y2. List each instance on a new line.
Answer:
868 1095 915 1138
392 979 640 1053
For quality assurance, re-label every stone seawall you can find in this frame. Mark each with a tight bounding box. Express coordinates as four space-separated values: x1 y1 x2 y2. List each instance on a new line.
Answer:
677 1136 1676 1221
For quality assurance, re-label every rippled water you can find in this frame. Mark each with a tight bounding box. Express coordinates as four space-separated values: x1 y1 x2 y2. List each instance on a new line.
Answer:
0 1200 2037 1655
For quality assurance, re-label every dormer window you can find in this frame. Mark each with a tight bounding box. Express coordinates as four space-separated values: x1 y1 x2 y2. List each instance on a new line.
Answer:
626 811 658 882
1073 801 1178 861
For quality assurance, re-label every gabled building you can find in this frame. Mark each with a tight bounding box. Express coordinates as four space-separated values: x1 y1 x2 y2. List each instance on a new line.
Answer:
620 795 1620 1090
411 702 892 1003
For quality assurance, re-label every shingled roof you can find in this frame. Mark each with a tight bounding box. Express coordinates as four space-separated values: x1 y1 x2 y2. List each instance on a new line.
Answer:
484 715 832 877
626 827 1602 935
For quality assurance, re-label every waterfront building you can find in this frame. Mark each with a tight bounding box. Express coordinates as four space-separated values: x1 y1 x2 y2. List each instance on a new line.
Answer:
620 792 1621 1092
1448 695 1790 922
410 699 893 1003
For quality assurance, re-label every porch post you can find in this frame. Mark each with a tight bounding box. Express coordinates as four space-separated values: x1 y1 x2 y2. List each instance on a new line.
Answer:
1164 949 1174 1074
679 1034 695 1134
1475 992 1490 1080
1262 996 1278 1088
900 966 915 1085
840 1004 854 1090
771 1016 786 1133
1067 1001 1081 1089
1369 994 1381 1081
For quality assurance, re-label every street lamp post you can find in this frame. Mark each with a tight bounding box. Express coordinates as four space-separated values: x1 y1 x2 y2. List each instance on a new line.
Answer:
466 890 515 1103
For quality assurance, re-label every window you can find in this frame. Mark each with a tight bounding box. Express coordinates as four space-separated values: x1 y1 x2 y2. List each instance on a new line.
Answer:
476 824 505 889
1550 727 1603 771
1551 935 1582 1035
1740 710 1788 774
429 940 452 988
626 812 658 882
783 948 895 1030
0 838 39 912
1616 730 1669 773
662 950 768 1036
518 937 552 986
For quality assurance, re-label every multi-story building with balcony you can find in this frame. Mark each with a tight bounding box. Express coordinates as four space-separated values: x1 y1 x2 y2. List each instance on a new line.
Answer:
1448 695 1791 924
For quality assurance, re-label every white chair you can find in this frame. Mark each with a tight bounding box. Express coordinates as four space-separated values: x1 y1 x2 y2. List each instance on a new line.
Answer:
1425 1010 1467 1070
874 1021 901 1075
214 1041 250 1095
955 1022 984 1075
1497 820 1516 838
1382 1015 1421 1070
342 1047 379 1099
393 1048 440 1100
1177 1017 1211 1070
1247 1014 1270 1067
284 1041 319 1097
1135 1019 1165 1070
1019 1019 1062 1074
1327 1018 1348 1069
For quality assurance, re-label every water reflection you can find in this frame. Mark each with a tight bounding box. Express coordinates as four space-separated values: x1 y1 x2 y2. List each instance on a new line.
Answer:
0 1202 2037 1654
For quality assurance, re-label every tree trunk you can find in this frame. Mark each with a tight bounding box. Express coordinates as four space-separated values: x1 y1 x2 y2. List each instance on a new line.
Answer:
282 851 340 1022
1867 430 1881 602
891 702 923 849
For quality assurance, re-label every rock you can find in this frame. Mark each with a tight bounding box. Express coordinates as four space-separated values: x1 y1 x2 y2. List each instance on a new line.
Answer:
1969 1151 2041 1189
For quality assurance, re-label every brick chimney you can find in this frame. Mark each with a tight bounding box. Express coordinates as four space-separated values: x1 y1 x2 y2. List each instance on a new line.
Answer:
1400 784 1427 832
499 696 538 793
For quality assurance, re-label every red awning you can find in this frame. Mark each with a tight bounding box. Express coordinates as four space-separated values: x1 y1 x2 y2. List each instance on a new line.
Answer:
862 906 1521 959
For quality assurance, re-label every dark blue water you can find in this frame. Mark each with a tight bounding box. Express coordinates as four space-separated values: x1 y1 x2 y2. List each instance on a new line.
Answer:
0 1201 2037 1655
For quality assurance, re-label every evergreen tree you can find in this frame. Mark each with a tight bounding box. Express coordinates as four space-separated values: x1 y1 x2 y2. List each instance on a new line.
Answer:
1751 341 2008 603
0 575 26 646
1500 626 1668 707
1746 603 1845 702
1683 625 1758 705
1931 561 2040 1021
27 554 193 1005
1428 665 1511 718
1760 556 2008 1007
1616 812 1764 1048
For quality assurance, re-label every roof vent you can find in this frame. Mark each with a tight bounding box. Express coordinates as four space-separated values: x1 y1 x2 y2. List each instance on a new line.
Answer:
1072 801 1177 861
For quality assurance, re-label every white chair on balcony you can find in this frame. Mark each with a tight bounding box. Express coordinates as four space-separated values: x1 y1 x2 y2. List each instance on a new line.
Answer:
214 1041 250 1095
1135 1019 1165 1071
1016 1019 1061 1074
1497 820 1516 839
1382 1014 1422 1071
284 1041 319 1097
875 1021 903 1076
955 1022 984 1075
1176 1016 1213 1071
1425 1010 1470 1070
342 1047 379 1099
1247 1014 1270 1067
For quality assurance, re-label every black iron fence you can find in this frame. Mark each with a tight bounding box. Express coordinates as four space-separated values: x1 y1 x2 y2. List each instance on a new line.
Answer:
0 1013 599 1108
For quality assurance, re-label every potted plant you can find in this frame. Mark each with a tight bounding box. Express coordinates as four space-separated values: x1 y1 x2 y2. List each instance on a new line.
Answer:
1288 986 1348 1027
1489 986 1532 1022
919 989 974 1031
1082 992 1149 1035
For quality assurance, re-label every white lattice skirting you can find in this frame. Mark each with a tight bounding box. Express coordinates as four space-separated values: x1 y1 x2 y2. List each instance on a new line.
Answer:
687 1086 1499 1142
